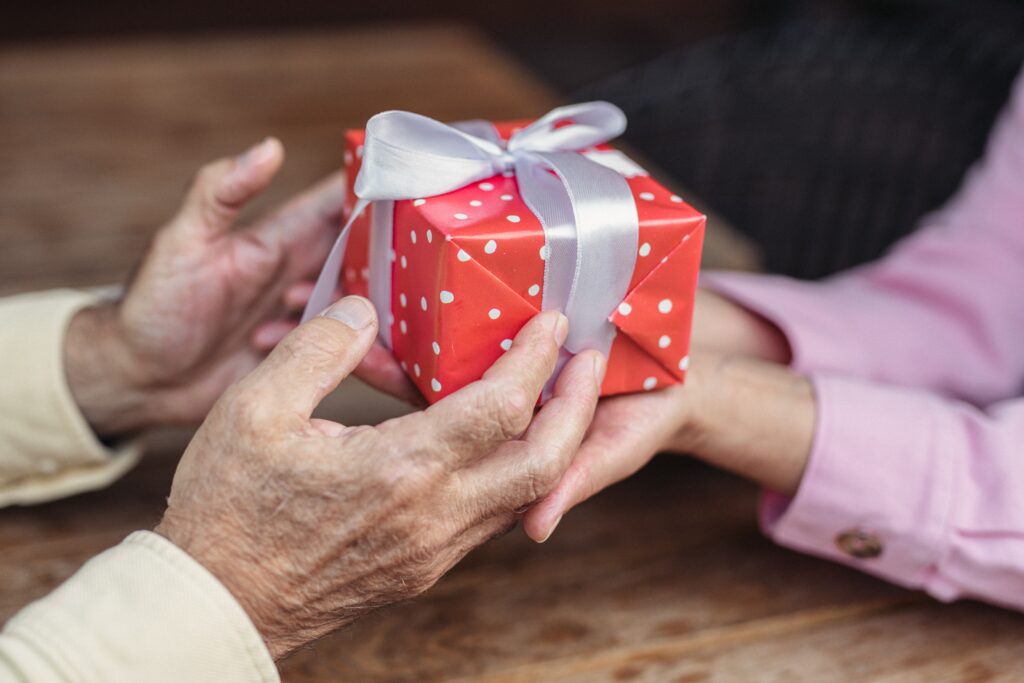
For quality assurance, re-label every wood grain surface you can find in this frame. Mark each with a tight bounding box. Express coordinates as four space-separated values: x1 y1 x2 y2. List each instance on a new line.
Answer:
1 24 1021 682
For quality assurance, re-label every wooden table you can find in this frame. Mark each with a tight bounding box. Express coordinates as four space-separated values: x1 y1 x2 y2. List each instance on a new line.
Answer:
2 25 1022 682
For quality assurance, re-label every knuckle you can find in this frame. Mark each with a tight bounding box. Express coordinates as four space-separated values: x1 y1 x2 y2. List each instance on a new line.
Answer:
195 159 228 188
389 459 440 501
510 340 552 376
397 538 448 596
281 320 348 364
487 385 533 439
217 383 278 442
527 458 563 500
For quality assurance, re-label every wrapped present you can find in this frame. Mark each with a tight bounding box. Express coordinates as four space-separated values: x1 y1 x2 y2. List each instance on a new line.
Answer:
303 102 705 402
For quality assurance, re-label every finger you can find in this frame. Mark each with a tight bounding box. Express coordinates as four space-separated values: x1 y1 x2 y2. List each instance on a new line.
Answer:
249 280 338 351
173 137 285 238
239 296 378 418
353 342 426 407
425 310 569 463
522 400 659 543
284 281 317 311
461 350 604 517
284 280 343 313
250 319 298 352
249 171 347 272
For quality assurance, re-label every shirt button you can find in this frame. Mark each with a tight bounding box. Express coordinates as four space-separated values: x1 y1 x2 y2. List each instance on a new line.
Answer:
835 528 883 559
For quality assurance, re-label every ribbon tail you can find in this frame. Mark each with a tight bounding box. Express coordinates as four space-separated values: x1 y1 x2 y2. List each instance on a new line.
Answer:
301 198 370 323
367 200 395 348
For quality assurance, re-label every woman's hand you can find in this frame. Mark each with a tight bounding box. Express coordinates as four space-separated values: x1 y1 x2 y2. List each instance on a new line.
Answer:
155 299 605 659
522 354 817 543
64 138 351 437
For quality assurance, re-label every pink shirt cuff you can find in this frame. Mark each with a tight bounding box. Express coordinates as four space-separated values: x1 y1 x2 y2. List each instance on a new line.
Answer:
759 374 955 591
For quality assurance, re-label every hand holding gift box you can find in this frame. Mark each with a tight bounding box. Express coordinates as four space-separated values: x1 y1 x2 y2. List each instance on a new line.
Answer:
303 102 705 402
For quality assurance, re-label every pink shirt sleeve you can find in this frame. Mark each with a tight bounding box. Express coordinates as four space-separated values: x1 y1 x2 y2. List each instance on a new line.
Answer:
704 69 1024 406
761 375 1024 611
702 67 1024 608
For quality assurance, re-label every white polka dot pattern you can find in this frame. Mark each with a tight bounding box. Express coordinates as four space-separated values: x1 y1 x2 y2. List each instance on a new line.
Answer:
344 128 705 405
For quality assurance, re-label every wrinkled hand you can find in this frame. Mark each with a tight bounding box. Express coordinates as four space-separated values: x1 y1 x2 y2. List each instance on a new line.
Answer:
65 138 351 436
155 298 604 659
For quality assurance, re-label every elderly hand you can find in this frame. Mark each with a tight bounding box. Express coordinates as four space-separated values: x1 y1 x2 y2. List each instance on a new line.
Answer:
155 297 604 659
62 139 413 437
521 354 816 543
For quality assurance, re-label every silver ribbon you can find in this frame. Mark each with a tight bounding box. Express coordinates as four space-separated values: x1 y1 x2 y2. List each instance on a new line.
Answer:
302 101 639 371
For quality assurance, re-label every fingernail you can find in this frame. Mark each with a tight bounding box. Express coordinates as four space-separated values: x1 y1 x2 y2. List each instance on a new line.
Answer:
553 313 569 347
592 353 607 385
321 296 376 329
236 137 276 168
539 515 563 543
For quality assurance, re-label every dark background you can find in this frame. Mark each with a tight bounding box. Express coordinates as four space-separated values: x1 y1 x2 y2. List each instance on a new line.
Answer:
4 0 1023 277
0 0 924 90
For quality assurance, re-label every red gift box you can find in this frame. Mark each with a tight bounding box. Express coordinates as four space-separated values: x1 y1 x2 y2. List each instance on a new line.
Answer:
329 113 704 402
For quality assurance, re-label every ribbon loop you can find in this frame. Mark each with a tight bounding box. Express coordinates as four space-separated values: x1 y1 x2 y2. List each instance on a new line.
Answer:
508 101 627 153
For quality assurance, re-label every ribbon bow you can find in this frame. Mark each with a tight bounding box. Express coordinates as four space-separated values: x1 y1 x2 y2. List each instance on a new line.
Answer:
303 101 640 372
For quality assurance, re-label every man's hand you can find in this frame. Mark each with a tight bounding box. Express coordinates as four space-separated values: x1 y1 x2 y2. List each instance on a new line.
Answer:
155 299 604 659
64 138 346 437
522 354 816 543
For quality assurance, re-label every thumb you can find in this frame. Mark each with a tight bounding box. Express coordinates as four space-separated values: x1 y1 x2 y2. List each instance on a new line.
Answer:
242 296 379 419
173 137 284 238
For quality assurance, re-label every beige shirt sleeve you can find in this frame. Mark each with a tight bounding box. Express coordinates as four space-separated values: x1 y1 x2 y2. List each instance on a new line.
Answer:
0 290 280 681
0 531 280 683
0 289 140 507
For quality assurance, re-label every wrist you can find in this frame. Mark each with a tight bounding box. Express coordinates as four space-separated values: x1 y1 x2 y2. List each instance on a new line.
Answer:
155 512 350 661
692 289 792 363
662 356 715 455
668 354 814 495
64 303 153 437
